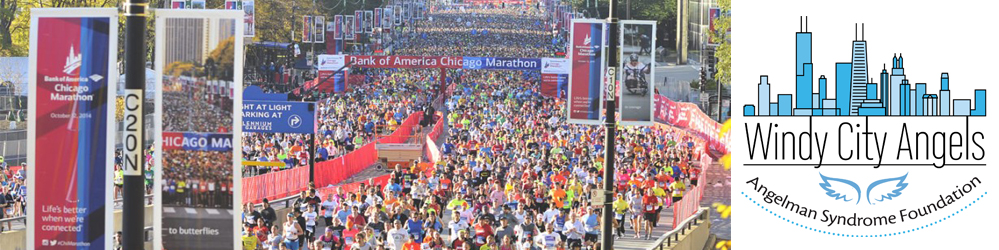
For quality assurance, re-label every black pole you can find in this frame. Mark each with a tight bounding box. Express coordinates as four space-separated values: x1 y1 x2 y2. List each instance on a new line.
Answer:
601 0 619 249
717 71 723 121
309 133 315 183
122 0 147 249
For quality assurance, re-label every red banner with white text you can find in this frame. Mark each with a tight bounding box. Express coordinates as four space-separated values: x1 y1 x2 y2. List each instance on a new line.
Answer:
655 94 730 156
241 167 308 204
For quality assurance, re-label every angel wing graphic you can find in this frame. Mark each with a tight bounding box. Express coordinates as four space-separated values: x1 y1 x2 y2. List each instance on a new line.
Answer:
866 173 909 205
818 174 862 204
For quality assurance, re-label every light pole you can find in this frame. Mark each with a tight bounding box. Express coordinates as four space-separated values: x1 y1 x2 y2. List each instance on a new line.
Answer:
601 0 620 249
121 0 148 249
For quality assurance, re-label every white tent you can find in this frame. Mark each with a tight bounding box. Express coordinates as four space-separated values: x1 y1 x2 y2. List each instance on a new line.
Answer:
117 67 158 98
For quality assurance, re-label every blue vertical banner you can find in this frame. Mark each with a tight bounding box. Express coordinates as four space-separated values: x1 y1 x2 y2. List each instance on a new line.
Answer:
28 8 118 250
567 19 607 124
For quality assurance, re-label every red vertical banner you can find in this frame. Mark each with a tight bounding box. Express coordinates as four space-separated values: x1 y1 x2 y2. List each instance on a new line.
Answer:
567 20 607 124
28 9 117 250
334 15 343 40
303 15 313 42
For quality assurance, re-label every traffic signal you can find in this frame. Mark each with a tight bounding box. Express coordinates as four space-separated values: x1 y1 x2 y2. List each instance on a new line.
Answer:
700 68 707 84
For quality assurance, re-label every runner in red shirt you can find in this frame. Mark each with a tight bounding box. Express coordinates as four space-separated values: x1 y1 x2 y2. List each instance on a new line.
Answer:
473 218 494 247
642 189 658 240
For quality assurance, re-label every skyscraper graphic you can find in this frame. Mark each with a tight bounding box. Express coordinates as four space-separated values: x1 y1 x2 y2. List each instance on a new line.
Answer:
940 73 950 115
758 76 770 116
890 55 905 115
796 17 813 114
850 24 868 115
743 18 986 117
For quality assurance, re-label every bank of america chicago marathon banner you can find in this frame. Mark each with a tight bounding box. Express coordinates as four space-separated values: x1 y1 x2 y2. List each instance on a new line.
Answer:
162 132 235 151
540 58 570 98
28 8 117 250
568 19 607 125
342 55 550 70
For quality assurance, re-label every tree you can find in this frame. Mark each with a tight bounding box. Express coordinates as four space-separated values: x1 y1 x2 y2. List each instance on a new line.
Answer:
572 0 676 52
254 0 323 43
711 0 731 85
1 0 124 57
208 36 235 80
165 61 195 77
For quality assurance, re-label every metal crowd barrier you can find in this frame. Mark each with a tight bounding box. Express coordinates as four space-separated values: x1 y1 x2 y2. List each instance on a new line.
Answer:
648 207 711 250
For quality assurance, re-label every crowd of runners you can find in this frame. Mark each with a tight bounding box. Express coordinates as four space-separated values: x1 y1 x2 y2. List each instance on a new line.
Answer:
239 4 707 250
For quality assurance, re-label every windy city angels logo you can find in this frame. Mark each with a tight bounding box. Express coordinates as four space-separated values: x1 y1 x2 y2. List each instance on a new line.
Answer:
738 18 989 237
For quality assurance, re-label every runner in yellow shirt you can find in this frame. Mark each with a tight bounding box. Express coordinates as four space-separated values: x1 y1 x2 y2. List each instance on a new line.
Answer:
652 182 668 227
612 194 630 238
670 180 686 206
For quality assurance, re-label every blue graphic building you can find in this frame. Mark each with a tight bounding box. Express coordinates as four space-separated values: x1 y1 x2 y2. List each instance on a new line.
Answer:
744 18 986 117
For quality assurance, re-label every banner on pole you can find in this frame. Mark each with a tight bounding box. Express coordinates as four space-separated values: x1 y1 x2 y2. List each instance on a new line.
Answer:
154 10 244 250
403 3 411 22
383 7 393 28
364 10 373 34
334 15 343 40
618 20 656 126
303 16 313 42
171 0 206 9
345 15 355 40
394 5 403 25
314 16 325 43
374 8 382 29
27 8 117 250
541 58 570 98
243 0 255 37
355 10 363 35
567 19 607 124
416 2 425 20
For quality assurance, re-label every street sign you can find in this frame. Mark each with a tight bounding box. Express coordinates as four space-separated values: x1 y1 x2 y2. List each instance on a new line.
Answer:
242 100 316 133
605 67 617 101
591 189 608 206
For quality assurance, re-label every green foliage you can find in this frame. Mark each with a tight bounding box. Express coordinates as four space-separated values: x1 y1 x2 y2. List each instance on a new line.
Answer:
165 61 195 77
207 36 235 80
0 0 159 65
572 0 676 51
712 0 731 85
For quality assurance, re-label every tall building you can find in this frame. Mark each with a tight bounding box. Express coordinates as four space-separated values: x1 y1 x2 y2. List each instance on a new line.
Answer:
165 18 206 66
850 24 868 115
758 76 770 116
796 18 813 111
940 73 950 116
915 83 926 115
890 54 905 115
972 90 987 116
836 63 852 116
880 66 889 107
